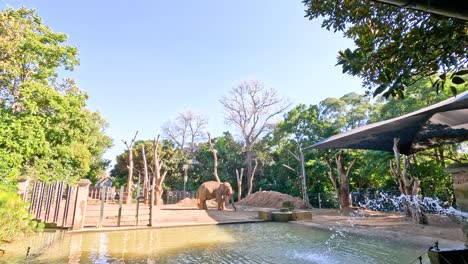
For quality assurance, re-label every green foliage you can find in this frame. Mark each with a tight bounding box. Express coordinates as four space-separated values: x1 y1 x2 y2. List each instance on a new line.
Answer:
303 0 467 98
111 139 185 189
191 132 243 191
0 191 44 243
0 7 112 188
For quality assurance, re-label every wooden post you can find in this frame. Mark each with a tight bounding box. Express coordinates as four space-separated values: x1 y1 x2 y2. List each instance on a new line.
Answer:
17 175 30 201
53 182 64 223
149 179 154 227
98 187 106 228
28 181 38 214
318 193 322 209
62 186 72 226
36 181 46 219
71 179 91 230
135 198 140 226
118 186 123 227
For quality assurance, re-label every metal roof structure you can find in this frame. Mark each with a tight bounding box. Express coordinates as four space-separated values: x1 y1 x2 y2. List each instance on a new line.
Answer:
306 91 468 155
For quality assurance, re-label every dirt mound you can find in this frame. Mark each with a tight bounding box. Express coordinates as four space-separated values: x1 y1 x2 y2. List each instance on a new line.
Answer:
237 191 307 209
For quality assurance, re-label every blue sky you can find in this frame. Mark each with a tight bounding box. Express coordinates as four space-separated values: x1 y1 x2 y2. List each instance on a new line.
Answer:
3 0 363 164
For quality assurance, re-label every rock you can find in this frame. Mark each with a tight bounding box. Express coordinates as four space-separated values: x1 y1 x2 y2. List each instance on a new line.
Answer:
258 210 273 221
292 211 312 221
272 211 292 222
282 201 295 211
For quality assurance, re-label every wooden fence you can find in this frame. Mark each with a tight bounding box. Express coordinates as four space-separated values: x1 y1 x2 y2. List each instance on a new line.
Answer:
23 181 78 228
20 178 202 230
84 186 151 228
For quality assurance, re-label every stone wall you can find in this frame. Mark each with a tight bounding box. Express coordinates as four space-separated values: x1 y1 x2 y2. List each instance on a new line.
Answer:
446 164 468 212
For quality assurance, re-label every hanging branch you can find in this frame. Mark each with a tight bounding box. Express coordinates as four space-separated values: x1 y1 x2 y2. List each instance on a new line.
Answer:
122 130 138 204
207 133 221 182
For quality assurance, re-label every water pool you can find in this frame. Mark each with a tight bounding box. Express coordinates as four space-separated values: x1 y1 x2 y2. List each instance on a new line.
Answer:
1 223 435 263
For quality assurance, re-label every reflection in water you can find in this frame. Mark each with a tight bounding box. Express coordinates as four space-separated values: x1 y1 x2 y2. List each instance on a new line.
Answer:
0 223 451 263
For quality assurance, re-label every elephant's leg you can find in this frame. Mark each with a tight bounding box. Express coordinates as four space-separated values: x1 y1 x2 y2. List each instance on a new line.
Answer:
203 199 208 210
217 197 223 210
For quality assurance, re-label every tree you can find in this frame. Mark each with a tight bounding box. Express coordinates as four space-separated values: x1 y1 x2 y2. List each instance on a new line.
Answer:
0 8 78 111
303 0 467 98
152 136 166 205
207 133 221 182
0 8 111 189
221 80 289 195
319 92 372 132
162 110 207 155
325 152 357 209
111 139 185 191
122 131 138 203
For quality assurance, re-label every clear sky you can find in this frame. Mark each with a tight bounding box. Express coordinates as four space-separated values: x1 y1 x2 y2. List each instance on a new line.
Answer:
3 0 363 165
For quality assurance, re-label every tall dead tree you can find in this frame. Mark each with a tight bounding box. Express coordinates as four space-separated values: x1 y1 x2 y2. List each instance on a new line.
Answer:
287 145 310 207
325 152 356 209
221 80 289 195
236 168 244 202
162 110 207 155
122 131 138 204
141 144 149 203
207 133 221 182
153 136 167 206
389 138 426 224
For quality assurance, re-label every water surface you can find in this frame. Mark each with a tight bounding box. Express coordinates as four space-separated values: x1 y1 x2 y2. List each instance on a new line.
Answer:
1 223 435 263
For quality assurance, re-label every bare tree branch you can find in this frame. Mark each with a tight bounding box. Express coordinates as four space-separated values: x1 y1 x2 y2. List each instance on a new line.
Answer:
221 80 290 193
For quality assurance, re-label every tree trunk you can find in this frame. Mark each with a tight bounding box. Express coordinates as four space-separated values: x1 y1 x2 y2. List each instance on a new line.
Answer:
298 147 310 207
142 144 149 203
236 168 244 202
208 133 221 182
122 131 138 204
245 149 254 195
247 158 257 196
325 153 356 210
153 136 166 206
389 138 426 224
126 149 133 204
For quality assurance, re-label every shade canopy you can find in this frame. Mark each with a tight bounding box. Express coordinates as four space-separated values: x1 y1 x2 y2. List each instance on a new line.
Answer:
306 91 468 155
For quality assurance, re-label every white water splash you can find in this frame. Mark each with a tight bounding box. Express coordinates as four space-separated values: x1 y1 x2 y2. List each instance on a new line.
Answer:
288 250 338 264
361 193 468 222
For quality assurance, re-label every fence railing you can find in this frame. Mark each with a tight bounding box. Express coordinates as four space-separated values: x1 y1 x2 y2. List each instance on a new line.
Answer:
164 190 197 204
309 192 339 209
23 180 80 228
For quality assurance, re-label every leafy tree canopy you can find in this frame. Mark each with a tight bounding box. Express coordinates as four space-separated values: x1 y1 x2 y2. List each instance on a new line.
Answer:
303 0 467 98
0 7 111 188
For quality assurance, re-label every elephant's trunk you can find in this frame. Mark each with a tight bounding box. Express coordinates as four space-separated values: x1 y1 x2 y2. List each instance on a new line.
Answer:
230 196 237 211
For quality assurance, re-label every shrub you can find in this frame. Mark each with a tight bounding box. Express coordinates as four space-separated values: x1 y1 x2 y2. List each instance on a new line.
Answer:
0 191 43 243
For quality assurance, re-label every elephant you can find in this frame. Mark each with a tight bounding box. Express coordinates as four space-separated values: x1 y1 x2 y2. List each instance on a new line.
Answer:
197 181 237 211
